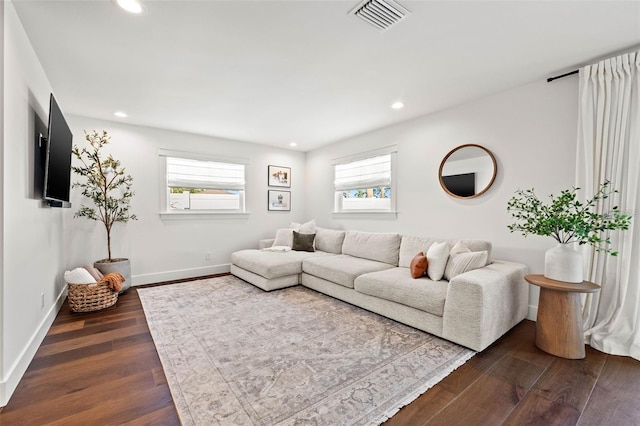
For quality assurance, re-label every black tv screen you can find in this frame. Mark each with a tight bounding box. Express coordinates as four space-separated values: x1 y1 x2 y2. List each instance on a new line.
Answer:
43 94 73 204
442 172 475 197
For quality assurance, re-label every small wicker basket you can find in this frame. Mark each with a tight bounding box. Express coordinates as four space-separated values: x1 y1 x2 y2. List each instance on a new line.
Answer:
67 280 118 313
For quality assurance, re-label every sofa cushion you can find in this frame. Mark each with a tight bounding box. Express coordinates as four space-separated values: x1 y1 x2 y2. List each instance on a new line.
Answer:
303 254 394 289
315 227 346 254
342 231 401 265
399 236 436 268
231 249 330 279
354 268 449 317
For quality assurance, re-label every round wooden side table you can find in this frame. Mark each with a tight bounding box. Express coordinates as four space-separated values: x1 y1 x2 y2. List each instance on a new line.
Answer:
525 274 600 359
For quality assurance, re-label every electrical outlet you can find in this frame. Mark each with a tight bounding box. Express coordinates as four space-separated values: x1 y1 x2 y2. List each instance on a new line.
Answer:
206 252 213 260
41 293 45 309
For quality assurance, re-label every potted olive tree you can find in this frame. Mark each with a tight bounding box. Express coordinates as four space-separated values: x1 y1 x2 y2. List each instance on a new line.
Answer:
71 130 137 293
507 181 631 283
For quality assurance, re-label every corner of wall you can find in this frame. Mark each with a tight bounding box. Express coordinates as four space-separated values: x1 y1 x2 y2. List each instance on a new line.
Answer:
0 0 7 407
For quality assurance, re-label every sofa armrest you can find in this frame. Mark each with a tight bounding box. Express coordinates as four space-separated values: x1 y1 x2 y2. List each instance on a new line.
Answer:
259 239 275 249
442 260 529 351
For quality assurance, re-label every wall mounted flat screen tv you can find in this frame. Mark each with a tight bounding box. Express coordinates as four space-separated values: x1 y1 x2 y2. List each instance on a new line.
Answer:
43 94 73 206
442 172 475 197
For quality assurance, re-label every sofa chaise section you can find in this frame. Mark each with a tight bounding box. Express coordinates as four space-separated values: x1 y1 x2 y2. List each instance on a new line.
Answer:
230 249 332 291
230 227 346 291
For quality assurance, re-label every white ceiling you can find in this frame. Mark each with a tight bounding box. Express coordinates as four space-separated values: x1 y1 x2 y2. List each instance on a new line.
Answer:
12 0 640 151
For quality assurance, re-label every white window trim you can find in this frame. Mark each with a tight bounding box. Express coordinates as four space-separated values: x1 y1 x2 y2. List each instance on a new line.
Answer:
158 149 250 219
332 146 398 217
159 211 250 220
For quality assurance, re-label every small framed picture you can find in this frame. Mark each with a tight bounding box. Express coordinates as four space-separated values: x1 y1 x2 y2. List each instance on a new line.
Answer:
268 190 291 211
268 165 291 188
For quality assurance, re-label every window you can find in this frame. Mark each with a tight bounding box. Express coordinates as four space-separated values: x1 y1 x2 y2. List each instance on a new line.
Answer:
163 154 246 213
334 148 396 214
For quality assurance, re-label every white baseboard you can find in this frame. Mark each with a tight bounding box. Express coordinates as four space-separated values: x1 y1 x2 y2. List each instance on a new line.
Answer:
527 305 538 321
0 285 67 407
132 263 231 286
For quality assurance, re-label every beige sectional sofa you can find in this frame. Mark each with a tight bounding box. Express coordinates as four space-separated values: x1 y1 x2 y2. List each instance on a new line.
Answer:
231 227 529 352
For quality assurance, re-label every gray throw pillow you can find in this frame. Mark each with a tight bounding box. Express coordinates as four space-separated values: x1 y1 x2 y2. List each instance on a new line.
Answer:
292 231 315 252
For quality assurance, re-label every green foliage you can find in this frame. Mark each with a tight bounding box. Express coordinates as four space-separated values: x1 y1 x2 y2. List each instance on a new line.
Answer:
169 187 204 194
507 181 632 255
71 130 137 261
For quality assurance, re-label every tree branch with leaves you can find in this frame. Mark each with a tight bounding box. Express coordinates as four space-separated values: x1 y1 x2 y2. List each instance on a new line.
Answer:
507 181 632 255
71 130 137 261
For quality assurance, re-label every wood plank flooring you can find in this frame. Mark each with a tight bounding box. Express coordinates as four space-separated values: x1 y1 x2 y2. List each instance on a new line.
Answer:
1 277 639 425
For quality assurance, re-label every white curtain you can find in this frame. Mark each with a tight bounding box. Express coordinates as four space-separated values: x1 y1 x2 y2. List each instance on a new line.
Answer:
576 51 640 360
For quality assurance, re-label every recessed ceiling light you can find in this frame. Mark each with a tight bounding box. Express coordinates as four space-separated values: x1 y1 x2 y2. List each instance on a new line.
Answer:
391 101 404 110
114 111 128 118
115 0 145 14
289 142 298 147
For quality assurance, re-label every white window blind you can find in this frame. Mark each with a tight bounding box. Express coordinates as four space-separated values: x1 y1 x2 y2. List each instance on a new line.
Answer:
334 154 391 191
167 157 245 190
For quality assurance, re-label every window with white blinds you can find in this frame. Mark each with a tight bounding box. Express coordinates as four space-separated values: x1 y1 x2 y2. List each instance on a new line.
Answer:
165 156 245 212
334 151 395 213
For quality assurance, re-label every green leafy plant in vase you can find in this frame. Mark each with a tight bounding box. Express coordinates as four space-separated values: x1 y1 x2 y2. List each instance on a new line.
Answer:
507 181 631 283
71 130 137 292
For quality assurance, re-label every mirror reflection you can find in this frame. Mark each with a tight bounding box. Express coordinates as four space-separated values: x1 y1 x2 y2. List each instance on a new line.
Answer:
439 144 497 199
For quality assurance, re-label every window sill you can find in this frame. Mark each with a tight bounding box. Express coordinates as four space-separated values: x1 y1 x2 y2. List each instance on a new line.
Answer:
332 211 398 219
159 211 250 220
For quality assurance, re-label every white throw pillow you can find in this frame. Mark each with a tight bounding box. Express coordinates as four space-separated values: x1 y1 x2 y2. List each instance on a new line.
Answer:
445 250 488 280
426 241 449 281
64 267 97 284
289 219 316 233
273 228 294 247
449 241 471 257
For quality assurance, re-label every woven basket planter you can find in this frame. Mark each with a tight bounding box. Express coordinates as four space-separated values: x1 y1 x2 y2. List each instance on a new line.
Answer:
68 280 118 313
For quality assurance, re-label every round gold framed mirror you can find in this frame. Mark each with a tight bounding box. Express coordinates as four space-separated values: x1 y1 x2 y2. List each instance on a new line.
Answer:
438 144 497 199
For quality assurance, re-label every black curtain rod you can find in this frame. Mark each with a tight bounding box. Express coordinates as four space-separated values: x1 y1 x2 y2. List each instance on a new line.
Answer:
547 69 579 83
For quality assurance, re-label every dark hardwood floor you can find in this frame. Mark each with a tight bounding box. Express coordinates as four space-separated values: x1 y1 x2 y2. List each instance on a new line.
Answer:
1 278 639 425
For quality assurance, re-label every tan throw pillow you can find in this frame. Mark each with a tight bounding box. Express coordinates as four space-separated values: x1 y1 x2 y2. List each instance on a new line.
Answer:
445 250 488 280
426 241 449 281
409 252 428 279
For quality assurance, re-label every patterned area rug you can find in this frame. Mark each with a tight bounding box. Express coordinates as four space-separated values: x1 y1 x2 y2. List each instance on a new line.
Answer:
138 276 475 425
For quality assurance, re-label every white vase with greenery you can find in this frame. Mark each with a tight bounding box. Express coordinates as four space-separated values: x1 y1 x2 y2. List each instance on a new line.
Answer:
507 181 631 283
71 130 137 292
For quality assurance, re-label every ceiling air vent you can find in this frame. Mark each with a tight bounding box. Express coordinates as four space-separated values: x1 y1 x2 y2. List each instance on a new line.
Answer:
349 0 409 31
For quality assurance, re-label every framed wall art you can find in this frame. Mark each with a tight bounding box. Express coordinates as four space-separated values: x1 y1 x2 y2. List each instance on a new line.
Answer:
268 190 291 211
268 165 291 188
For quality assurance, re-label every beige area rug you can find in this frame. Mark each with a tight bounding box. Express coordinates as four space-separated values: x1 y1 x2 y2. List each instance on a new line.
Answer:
138 275 475 425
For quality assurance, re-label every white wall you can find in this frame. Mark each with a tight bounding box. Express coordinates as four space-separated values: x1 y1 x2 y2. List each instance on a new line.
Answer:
305 77 579 318
1 1 68 406
65 116 306 285
0 0 5 406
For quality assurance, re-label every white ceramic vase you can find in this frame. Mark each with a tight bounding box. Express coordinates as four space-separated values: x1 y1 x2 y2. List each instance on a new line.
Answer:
544 243 583 283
